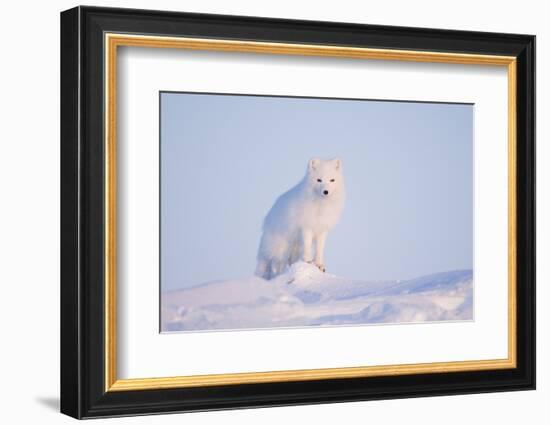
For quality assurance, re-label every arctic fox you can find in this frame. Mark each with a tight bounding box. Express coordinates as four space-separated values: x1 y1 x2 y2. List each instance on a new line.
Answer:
255 158 345 280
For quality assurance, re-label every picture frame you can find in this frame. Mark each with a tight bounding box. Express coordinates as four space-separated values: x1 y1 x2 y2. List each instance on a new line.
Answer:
60 5 535 419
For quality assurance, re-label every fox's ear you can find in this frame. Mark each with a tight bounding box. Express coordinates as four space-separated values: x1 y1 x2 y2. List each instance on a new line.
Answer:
308 158 320 171
333 158 342 170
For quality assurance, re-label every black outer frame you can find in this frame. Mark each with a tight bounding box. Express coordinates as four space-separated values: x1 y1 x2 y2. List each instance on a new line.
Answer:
60 5 536 419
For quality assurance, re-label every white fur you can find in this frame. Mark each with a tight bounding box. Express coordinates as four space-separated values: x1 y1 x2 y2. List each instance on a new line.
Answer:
255 158 345 280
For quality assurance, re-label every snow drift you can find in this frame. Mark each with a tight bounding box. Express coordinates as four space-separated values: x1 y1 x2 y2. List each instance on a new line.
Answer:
161 262 473 332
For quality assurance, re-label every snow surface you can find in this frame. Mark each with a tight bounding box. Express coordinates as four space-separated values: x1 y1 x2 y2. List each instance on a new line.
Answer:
161 262 473 332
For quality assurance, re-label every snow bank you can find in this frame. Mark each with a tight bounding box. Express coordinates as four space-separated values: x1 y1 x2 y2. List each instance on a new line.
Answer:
161 262 473 332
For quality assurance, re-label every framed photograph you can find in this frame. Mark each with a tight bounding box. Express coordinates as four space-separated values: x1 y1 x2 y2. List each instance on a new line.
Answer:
60 6 535 419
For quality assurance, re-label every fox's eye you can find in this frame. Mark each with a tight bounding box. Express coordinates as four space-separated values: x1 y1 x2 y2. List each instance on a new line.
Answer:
330 179 335 182
317 179 322 182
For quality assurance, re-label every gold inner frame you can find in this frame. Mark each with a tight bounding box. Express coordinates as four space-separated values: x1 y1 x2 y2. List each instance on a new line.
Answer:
104 33 517 392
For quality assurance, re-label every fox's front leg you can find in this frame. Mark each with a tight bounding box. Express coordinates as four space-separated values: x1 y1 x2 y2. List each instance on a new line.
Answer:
301 228 314 263
314 231 327 272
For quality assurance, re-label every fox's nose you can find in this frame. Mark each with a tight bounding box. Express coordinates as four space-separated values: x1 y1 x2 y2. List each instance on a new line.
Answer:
323 190 329 195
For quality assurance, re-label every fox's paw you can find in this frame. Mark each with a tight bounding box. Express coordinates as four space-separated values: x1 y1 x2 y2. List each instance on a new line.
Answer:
306 260 326 273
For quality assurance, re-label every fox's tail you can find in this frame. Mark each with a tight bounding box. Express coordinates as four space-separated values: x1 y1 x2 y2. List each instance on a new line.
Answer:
255 258 271 280
255 230 291 280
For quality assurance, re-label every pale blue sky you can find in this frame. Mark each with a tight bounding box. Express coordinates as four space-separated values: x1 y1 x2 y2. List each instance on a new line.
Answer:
161 92 473 291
